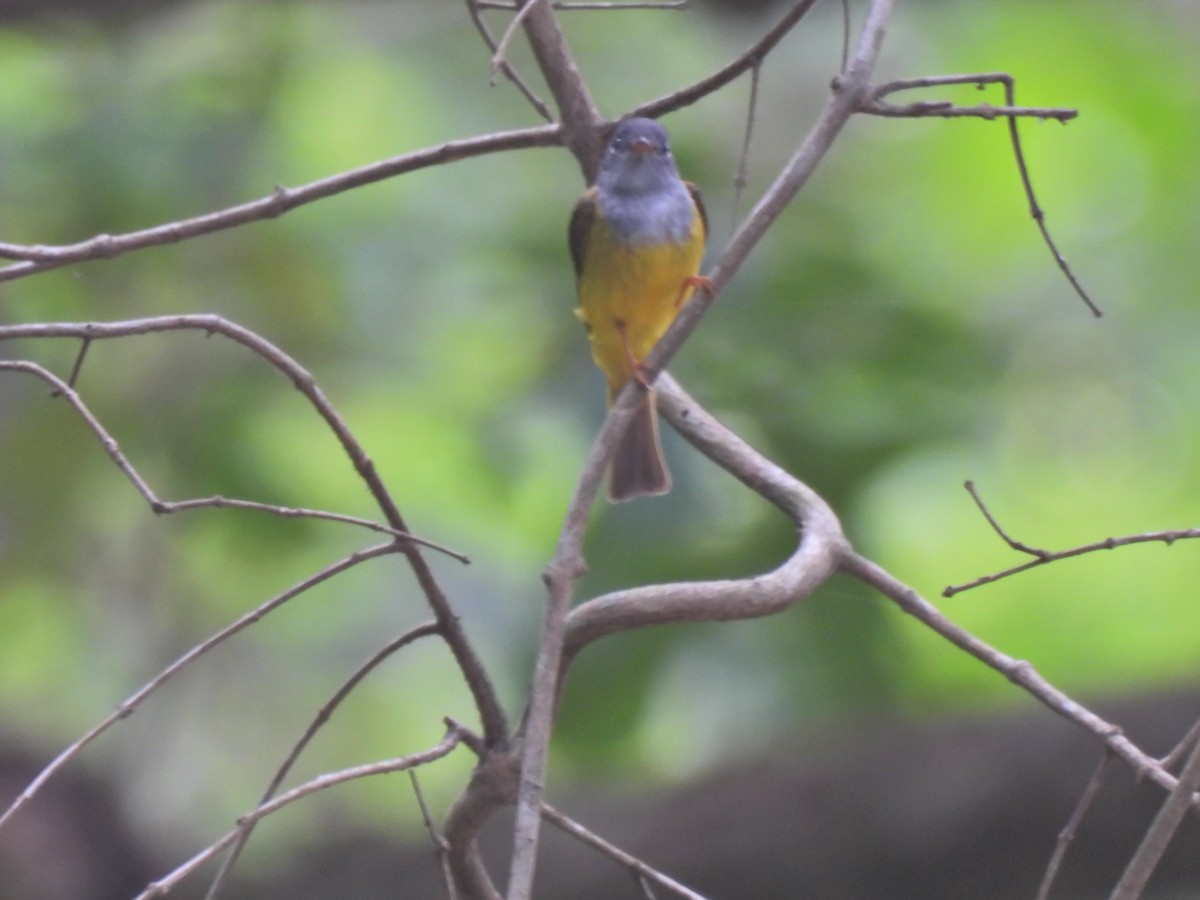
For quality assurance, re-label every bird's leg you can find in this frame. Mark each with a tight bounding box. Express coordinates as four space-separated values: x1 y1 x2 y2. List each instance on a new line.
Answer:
615 319 651 389
674 273 715 309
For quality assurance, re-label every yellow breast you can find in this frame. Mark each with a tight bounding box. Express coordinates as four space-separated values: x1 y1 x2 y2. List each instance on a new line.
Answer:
576 212 705 391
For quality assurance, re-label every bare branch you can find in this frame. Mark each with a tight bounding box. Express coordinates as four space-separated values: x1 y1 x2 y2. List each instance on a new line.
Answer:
944 526 1200 597
411 770 460 900
491 0 548 81
135 728 465 900
463 0 554 120
1035 752 1112 900
860 72 1100 317
964 479 1051 558
863 73 1078 122
0 316 509 745
4 358 468 560
204 624 442 899
1109 735 1200 899
542 803 710 900
518 0 605 177
730 60 761 228
841 551 1185 799
561 373 846 663
0 542 397 832
0 125 559 283
1160 716 1200 772
634 0 820 123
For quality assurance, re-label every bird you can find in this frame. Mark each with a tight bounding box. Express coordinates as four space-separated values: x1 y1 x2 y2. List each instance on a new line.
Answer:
568 117 710 502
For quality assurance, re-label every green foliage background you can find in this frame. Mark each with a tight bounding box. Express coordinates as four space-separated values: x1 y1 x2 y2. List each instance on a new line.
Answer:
0 0 1197 873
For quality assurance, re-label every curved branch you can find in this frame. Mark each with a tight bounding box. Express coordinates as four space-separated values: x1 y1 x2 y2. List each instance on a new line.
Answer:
0 125 559 283
561 374 846 666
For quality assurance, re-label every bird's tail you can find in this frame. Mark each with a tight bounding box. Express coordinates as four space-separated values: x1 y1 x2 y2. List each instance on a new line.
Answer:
607 388 671 503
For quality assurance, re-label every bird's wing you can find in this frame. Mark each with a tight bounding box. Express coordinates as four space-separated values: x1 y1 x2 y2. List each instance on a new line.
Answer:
568 187 598 279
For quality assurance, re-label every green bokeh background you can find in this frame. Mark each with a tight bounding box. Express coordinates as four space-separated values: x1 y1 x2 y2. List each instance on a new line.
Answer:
0 0 1198 886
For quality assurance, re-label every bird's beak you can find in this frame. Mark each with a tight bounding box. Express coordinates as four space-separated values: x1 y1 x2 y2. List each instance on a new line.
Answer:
629 138 654 155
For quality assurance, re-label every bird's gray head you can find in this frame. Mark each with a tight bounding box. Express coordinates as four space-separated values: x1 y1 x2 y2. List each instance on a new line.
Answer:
596 117 681 197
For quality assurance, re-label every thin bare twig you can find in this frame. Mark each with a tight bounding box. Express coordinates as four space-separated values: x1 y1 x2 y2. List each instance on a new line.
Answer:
860 72 1100 317
1109 734 1200 899
1160 716 1200 772
516 0 605 177
0 542 398 832
0 125 558 283
0 359 466 554
542 804 709 900
730 61 761 228
203 624 442 899
463 0 553 119
48 335 91 396
0 316 508 745
135 728 465 900
838 0 850 72
841 551 1182 799
411 770 460 900
1035 752 1113 900
944 526 1200 597
490 0 549 82
634 0 821 124
964 479 1051 557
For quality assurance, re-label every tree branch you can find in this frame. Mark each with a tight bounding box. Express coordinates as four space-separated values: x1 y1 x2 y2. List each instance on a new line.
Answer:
135 727 466 900
0 542 398 832
204 623 443 899
0 316 509 747
0 125 559 284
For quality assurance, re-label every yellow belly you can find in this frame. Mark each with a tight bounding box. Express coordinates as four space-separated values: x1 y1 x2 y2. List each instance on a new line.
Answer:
576 217 705 396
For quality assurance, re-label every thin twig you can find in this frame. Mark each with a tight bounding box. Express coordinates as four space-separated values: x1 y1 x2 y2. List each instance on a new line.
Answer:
0 361 466 562
135 729 465 900
841 551 1183 799
1160 716 1200 772
838 0 850 72
860 73 1101 317
491 0 547 79
411 770 460 900
542 803 709 900
944 526 1200 597
634 0 821 123
730 61 761 228
1035 752 1112 900
0 542 398 832
964 479 1051 557
463 0 553 120
203 624 442 899
0 125 559 283
1109 734 1200 899
0 317 508 745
